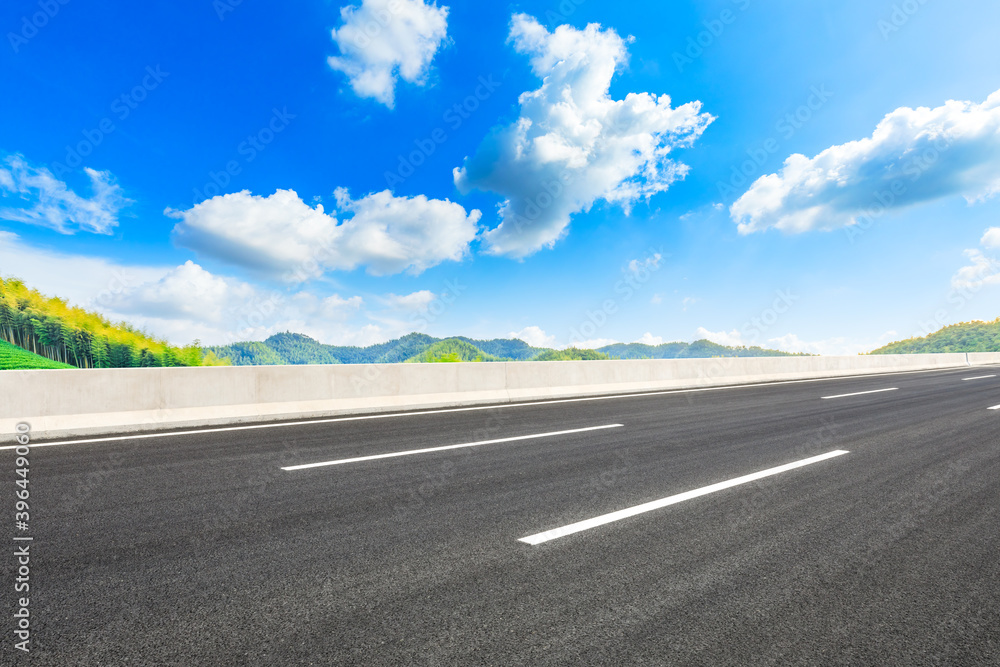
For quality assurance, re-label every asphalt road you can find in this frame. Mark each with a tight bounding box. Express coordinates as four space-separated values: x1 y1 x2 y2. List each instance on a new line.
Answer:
3 366 1000 665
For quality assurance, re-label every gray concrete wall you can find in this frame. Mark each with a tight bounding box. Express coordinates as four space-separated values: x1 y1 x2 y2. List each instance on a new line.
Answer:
2 352 997 441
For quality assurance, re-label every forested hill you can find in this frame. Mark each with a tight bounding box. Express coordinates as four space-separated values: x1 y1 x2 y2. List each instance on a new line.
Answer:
869 319 1000 354
204 333 538 365
0 275 221 369
405 339 501 363
207 332 804 365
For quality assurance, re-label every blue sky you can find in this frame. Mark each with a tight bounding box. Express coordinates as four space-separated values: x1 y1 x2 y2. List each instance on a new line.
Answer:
2 0 1000 354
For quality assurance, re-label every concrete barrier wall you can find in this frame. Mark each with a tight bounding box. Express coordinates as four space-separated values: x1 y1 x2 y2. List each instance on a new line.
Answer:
1 352 996 441
967 352 1000 365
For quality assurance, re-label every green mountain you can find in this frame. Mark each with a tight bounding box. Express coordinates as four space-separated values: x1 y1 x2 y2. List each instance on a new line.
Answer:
203 341 286 366
599 339 806 359
339 332 439 363
204 332 441 366
264 332 343 365
452 336 545 360
0 339 74 370
208 332 802 366
405 339 501 363
869 319 1000 354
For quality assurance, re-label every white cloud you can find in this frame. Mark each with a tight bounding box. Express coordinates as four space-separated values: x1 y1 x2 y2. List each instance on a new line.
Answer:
951 226 1000 291
650 294 663 305
696 327 744 347
681 296 698 311
570 338 618 350
328 0 449 108
732 89 1000 234
170 188 480 280
321 293 365 318
766 334 836 356
283 292 366 324
634 332 663 345
980 226 1000 249
454 14 713 257
697 325 877 356
952 251 1000 291
0 231 169 308
0 233 386 347
384 290 437 311
105 260 259 325
0 153 130 234
510 326 619 351
508 325 556 348
680 327 897 356
626 252 662 277
765 333 884 357
83 260 329 346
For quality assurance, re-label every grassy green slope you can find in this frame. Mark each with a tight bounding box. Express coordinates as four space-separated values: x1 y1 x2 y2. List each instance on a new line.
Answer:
0 340 74 369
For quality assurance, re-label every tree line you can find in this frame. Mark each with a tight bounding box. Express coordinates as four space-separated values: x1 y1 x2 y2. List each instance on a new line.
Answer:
0 275 224 368
869 319 1000 354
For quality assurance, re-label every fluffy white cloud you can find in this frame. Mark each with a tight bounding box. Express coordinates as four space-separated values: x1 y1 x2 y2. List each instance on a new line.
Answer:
764 333 844 356
570 338 618 350
698 326 893 356
454 14 713 257
507 325 617 350
696 327 745 347
73 259 314 345
732 89 1000 234
626 252 663 277
328 0 449 108
508 325 556 348
952 227 1000 291
952 250 1000 290
0 231 168 308
0 153 130 234
384 290 437 311
105 260 260 325
320 293 365 318
765 333 901 357
980 226 1000 249
634 332 663 345
170 188 480 279
0 233 386 346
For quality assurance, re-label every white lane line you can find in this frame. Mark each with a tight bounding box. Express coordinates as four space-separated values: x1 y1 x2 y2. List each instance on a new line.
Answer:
963 375 997 381
989 404 1000 411
281 424 623 471
519 450 850 545
5 365 980 450
821 388 898 400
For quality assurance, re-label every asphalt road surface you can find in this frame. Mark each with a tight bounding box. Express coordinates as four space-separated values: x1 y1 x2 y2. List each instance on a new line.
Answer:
3 366 1000 665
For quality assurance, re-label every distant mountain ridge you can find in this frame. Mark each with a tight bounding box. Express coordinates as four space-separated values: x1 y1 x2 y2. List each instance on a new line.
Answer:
599 340 806 359
205 332 805 366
